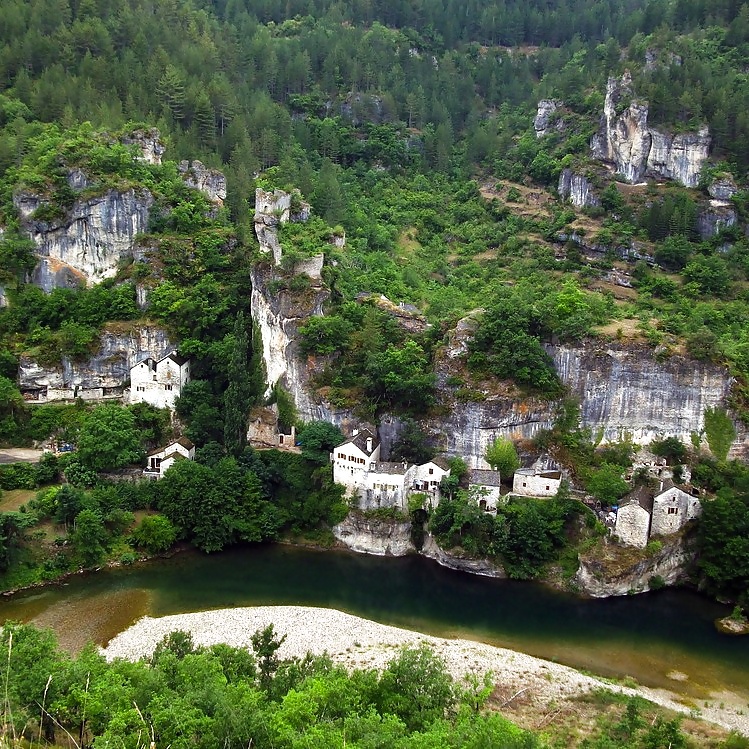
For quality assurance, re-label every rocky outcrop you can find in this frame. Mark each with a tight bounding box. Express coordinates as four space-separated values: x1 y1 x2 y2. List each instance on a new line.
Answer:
575 535 694 597
15 188 153 291
591 72 710 188
557 169 601 208
551 343 735 449
178 161 227 205
121 128 165 165
708 177 738 201
254 188 311 265
534 99 564 138
19 324 173 392
333 513 413 556
698 203 737 239
420 534 505 577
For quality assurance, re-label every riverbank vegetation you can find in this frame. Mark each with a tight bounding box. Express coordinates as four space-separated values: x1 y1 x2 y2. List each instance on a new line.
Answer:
0 620 743 749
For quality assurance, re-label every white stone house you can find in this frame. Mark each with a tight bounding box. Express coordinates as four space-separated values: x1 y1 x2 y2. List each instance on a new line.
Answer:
614 497 652 549
331 429 381 498
468 469 503 512
129 352 190 410
410 459 451 509
651 484 701 537
331 430 453 511
144 437 195 478
512 460 563 497
363 461 414 511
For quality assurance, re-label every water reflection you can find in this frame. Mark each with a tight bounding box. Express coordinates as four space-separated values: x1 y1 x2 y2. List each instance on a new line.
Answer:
0 544 746 698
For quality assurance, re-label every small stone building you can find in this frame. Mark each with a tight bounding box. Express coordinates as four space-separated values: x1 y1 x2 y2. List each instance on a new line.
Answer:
468 469 503 512
512 459 563 497
651 484 701 537
614 494 652 549
364 461 413 511
144 437 195 479
129 352 190 410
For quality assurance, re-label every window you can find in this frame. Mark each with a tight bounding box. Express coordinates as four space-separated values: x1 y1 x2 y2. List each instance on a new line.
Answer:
338 453 345 459
164 384 173 391
668 507 678 515
522 482 527 487
152 375 157 381
545 486 550 491
428 468 434 475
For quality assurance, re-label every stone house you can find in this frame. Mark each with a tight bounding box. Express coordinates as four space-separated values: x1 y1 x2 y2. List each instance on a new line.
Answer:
129 352 190 410
144 437 195 479
246 405 297 449
331 429 381 497
651 483 701 536
331 430 451 511
512 458 563 497
614 486 652 548
468 469 503 512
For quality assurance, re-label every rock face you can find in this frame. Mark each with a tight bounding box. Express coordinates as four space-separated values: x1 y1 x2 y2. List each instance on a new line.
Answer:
591 73 710 188
697 203 737 239
178 161 227 205
708 177 738 201
333 513 413 556
19 324 173 392
250 262 342 419
575 535 694 597
254 188 312 265
121 128 166 165
558 169 601 208
15 188 153 291
534 99 564 138
420 534 505 577
552 343 736 449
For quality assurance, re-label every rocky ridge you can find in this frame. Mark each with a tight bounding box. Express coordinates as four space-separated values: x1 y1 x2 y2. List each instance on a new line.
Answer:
590 72 710 188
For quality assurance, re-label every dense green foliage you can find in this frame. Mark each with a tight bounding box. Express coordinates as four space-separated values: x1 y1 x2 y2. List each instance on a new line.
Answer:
0 621 731 749
429 488 579 578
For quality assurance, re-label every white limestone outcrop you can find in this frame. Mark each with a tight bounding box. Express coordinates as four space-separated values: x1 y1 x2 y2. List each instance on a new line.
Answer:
15 188 153 291
178 160 227 205
333 514 413 556
534 99 564 138
591 72 710 188
557 169 601 208
121 128 166 164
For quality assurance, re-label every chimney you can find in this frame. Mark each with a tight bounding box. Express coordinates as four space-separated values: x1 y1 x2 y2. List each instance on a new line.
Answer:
352 429 359 437
366 436 373 453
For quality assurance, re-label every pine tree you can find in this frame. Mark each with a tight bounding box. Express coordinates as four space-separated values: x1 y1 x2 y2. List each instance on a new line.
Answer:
223 311 255 456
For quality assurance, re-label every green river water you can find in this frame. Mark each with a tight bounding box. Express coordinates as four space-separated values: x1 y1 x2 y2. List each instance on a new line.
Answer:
1 544 748 701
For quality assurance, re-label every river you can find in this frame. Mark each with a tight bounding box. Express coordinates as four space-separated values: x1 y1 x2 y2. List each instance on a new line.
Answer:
1 544 748 700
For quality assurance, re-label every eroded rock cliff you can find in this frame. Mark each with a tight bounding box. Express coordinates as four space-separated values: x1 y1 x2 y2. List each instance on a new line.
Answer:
575 534 695 597
333 513 413 556
15 188 154 292
590 72 710 188
558 169 601 208
19 324 173 392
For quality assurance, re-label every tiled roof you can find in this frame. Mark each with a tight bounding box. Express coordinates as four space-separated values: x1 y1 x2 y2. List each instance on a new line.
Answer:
336 428 379 456
468 469 502 487
161 351 189 366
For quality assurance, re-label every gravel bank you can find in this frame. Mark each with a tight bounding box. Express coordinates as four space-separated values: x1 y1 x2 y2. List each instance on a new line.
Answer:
103 605 749 736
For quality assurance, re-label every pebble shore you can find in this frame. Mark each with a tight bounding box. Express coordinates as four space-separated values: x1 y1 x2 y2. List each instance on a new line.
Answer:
103 605 749 736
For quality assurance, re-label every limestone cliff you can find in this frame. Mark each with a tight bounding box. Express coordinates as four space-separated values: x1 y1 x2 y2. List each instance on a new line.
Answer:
557 169 601 209
19 324 173 393
178 160 227 205
15 188 154 292
254 188 312 266
534 99 564 138
420 534 505 577
575 534 695 597
590 72 710 188
333 513 413 556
